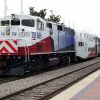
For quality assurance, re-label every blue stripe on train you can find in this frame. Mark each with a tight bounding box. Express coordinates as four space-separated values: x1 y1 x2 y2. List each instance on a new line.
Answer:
57 29 75 52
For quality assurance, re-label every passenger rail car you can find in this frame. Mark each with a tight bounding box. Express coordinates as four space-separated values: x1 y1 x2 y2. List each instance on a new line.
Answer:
75 32 100 59
0 14 76 75
75 32 97 59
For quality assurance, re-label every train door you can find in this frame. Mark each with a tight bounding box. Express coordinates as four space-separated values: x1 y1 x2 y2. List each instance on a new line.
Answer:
57 25 64 51
36 19 45 52
75 32 86 59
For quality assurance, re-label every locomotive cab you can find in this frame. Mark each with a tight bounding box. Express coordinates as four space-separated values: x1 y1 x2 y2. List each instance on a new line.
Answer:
0 14 45 50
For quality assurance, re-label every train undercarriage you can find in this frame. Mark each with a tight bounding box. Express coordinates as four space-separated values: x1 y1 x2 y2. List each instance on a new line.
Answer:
0 52 76 76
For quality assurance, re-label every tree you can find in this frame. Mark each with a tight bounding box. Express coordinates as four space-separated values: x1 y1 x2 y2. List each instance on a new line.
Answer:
48 10 61 23
29 7 61 23
29 7 47 19
39 9 47 19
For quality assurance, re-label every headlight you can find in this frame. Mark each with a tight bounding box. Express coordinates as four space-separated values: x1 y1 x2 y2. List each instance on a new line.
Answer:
6 27 10 35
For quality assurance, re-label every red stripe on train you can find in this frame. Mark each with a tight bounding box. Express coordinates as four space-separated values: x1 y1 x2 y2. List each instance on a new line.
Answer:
0 47 9 53
5 41 17 53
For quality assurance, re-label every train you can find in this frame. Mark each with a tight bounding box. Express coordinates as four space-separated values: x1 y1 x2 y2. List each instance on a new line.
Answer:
0 14 100 75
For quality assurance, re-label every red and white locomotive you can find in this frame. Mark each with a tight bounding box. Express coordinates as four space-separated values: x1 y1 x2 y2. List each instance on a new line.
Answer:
0 14 76 75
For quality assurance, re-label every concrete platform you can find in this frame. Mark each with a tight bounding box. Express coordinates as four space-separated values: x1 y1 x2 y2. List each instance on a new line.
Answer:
50 69 100 100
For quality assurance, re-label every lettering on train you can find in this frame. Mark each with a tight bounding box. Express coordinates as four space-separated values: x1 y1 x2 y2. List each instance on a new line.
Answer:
32 32 42 40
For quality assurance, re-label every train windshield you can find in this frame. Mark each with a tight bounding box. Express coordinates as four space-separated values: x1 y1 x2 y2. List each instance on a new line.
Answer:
11 20 20 25
22 19 34 27
1 20 10 26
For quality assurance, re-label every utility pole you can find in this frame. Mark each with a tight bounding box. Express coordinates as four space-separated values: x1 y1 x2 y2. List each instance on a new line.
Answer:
4 0 7 16
20 0 24 15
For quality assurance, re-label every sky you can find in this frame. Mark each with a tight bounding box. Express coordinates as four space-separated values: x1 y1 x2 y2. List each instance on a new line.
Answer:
0 0 100 36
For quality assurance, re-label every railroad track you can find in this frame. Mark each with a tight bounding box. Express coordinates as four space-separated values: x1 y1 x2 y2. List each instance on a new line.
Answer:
2 59 100 100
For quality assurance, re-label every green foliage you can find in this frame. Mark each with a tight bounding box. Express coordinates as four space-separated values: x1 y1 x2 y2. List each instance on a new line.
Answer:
29 7 47 19
29 7 61 23
48 10 61 23
39 9 47 19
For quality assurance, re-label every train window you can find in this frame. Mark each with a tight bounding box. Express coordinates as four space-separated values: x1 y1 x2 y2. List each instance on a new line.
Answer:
78 42 84 46
89 35 91 38
78 42 82 46
37 19 44 30
70 28 75 35
64 27 66 31
64 27 68 32
46 23 52 29
84 33 86 37
87 34 89 38
22 19 34 27
1 20 10 26
57 25 62 31
90 35 92 40
82 42 84 46
11 20 20 25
